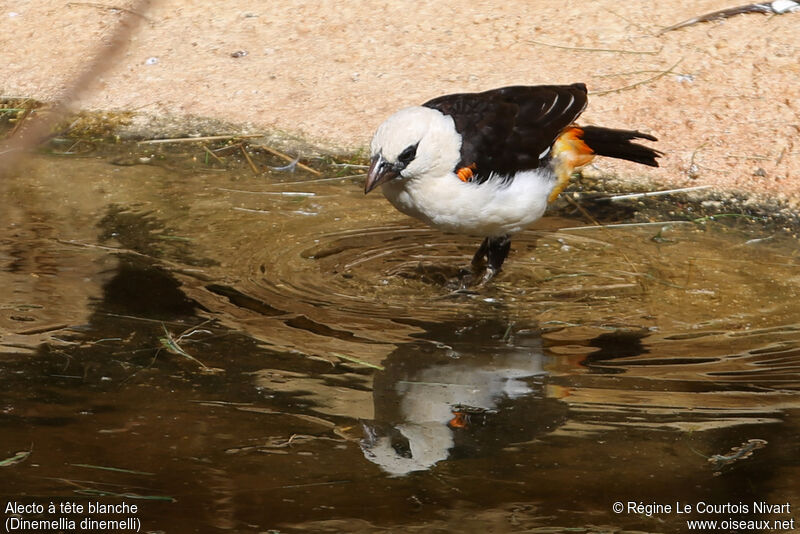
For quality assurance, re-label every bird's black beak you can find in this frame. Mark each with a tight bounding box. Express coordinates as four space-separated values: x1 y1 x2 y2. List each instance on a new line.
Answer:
365 155 400 194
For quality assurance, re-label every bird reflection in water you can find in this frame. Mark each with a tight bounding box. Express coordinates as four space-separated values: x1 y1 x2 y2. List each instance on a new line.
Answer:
360 321 569 475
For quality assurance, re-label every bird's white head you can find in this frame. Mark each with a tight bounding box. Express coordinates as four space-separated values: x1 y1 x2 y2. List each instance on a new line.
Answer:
365 106 462 194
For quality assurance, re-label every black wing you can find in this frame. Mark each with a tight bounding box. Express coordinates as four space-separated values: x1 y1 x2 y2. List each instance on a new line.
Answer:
423 83 588 181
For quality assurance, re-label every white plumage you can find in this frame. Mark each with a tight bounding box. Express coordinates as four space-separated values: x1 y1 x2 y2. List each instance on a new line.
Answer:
374 107 553 237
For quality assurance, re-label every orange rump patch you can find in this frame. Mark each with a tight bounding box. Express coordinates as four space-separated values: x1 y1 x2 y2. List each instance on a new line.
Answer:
549 126 596 203
554 127 595 168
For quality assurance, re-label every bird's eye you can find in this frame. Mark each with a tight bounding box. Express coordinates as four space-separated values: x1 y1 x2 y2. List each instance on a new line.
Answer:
397 143 418 166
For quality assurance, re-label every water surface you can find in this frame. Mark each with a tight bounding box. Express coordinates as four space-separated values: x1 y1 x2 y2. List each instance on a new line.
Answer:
2 150 799 532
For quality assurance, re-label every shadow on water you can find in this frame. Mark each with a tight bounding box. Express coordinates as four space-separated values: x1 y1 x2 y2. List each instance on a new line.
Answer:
1 151 800 532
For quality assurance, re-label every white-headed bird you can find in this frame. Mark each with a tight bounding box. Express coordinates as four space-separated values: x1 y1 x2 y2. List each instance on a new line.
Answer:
365 83 660 284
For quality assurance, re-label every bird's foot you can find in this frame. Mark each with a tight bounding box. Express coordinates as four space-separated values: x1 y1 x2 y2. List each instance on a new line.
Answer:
437 266 497 299
456 235 509 289
477 266 498 286
450 267 477 290
453 265 497 290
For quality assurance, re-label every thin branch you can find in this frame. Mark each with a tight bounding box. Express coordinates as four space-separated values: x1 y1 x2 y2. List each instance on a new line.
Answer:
330 163 369 169
603 7 651 33
268 173 364 186
216 187 315 196
594 68 681 78
137 134 263 144
558 221 694 231
250 144 322 176
240 144 260 175
67 1 151 21
202 145 225 164
608 185 712 201
526 39 663 55
232 207 271 214
7 108 32 138
591 58 683 96
564 195 602 226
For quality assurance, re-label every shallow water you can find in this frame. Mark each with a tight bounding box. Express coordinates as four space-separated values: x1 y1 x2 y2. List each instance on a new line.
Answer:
2 151 800 533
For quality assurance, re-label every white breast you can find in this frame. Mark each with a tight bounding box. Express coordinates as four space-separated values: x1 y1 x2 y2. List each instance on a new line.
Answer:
380 169 556 237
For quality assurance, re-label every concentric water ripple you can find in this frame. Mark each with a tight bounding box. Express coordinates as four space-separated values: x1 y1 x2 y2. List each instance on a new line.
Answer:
157 165 800 382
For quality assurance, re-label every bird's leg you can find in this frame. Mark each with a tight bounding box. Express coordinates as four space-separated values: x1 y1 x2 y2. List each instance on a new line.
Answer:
479 235 511 285
471 237 489 268
456 236 511 289
454 237 488 288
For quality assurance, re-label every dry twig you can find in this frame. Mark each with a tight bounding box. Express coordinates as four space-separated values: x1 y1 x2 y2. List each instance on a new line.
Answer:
591 58 683 96
526 39 662 55
67 1 151 21
202 145 225 165
137 134 263 144
608 185 712 201
251 144 322 176
240 144 260 175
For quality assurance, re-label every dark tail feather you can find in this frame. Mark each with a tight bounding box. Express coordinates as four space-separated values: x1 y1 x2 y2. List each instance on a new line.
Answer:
581 126 662 167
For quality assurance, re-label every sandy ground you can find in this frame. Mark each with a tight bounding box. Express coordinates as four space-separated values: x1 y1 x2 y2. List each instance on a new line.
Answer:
1 0 799 204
